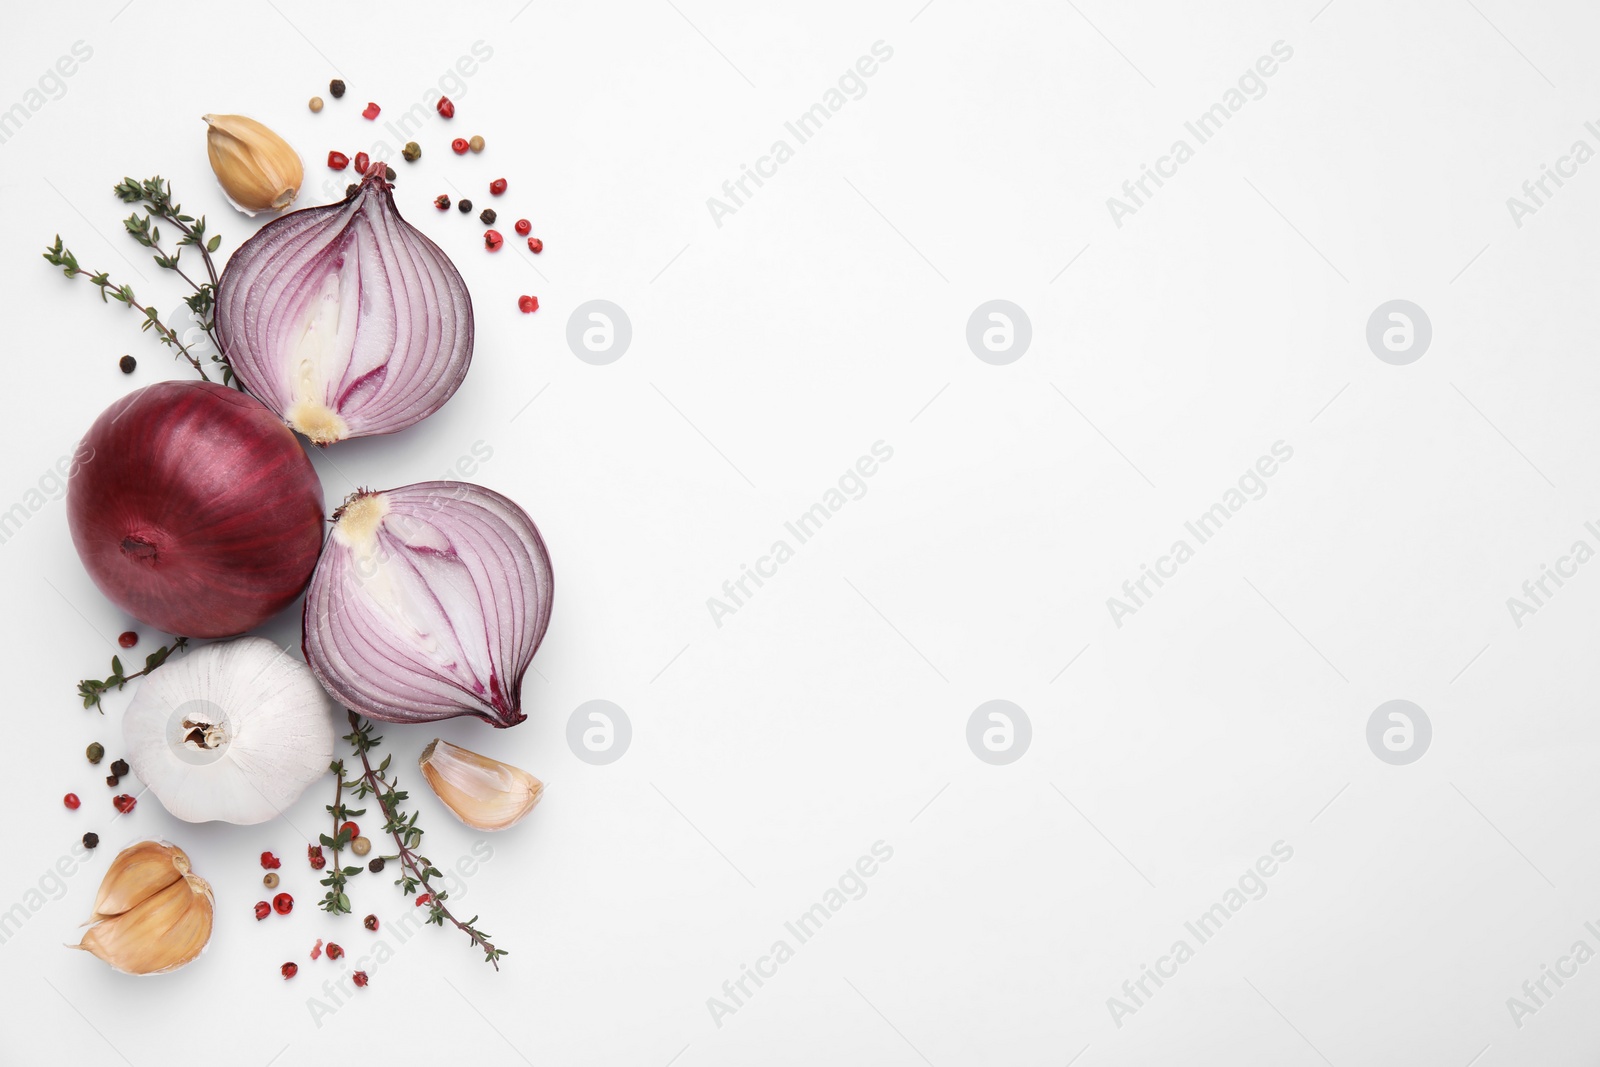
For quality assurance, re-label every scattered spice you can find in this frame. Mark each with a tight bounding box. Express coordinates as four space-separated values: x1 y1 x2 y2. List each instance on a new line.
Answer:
469 135 484 153
415 894 431 907
86 742 105 764
514 219 531 236
273 892 294 915
352 971 369 987
436 97 454 118
363 914 379 931
452 137 469 155
368 857 385 873
402 142 421 162
82 832 99 849
110 759 129 777
64 793 81 810
118 631 138 649
362 102 380 120
281 962 298 979
434 194 451 211
527 237 543 254
480 208 497 225
119 354 136 374
385 165 396 181
353 152 370 174
346 183 359 197
339 820 359 838
458 198 473 214
308 844 326 870
254 901 271 920
327 151 349 171
261 851 281 869
309 97 324 113
326 943 344 961
484 230 503 252
112 794 135 814
263 872 279 889
310 938 323 960
489 178 506 196
105 775 119 787
351 836 371 857
518 295 539 314
329 79 345 99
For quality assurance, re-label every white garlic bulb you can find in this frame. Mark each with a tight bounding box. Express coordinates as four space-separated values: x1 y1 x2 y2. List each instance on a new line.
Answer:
123 637 338 824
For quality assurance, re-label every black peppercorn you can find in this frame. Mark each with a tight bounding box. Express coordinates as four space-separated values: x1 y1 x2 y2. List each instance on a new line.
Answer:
110 759 129 777
346 183 359 198
479 208 496 224
384 165 396 181
105 775 119 787
368 857 385 873
118 354 136 374
329 78 346 98
457 198 473 214
82 832 99 849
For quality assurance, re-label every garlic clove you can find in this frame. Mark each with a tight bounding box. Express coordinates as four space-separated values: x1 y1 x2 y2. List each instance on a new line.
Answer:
419 739 543 832
203 113 302 215
88 839 187 921
74 842 214 975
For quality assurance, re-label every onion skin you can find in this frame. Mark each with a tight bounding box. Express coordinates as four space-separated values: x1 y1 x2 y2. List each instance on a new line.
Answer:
215 165 474 445
66 381 325 638
302 482 553 727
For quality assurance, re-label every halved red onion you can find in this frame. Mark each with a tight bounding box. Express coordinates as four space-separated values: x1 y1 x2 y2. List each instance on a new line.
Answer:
215 164 473 445
302 482 553 727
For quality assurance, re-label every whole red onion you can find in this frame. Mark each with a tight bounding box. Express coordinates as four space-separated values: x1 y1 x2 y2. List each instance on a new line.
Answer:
67 380 325 638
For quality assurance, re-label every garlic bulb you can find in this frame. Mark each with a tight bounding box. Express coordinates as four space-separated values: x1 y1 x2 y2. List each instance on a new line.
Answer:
203 113 302 214
419 739 543 831
123 636 338 824
73 841 213 975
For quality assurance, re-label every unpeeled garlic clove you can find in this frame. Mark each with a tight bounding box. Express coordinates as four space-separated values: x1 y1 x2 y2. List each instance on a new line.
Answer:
419 739 543 831
73 841 213 975
203 113 302 215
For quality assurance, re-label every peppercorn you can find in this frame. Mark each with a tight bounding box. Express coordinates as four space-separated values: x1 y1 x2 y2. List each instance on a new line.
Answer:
118 355 136 374
354 151 369 174
110 759 129 777
86 742 104 764
514 219 531 236
263 872 279 889
402 141 421 162
346 183 359 197
368 857 385 873
105 775 119 787
282 962 298 979
273 892 294 915
458 198 473 214
479 208 496 224
384 165 396 181
340 821 360 838
362 102 380 120
117 631 137 648
352 971 369 988
326 943 345 961
329 79 345 98
452 137 469 155
435 194 451 211
254 901 271 920
436 97 454 118
309 96 324 113
415 894 431 906
489 178 506 196
328 150 349 170
469 134 485 153
518 295 540 314
484 229 504 252
261 851 281 869
112 794 135 814
308 844 326 870
82 832 98 849
527 237 543 254
363 914 379 931
351 836 371 857
64 793 80 810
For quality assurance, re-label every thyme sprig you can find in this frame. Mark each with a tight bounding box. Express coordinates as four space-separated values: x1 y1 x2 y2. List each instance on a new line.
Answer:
344 712 507 968
77 636 188 712
319 759 367 915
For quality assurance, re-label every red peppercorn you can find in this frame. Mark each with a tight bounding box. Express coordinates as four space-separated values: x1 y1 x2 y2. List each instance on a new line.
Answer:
484 229 504 252
260 851 281 869
273 892 294 915
353 151 370 174
310 938 324 960
326 943 345 961
434 194 451 211
352 971 370 987
64 793 80 810
362 102 380 120
117 631 137 648
340 821 360 839
363 914 379 931
527 237 543 254
518 295 539 314
308 844 326 870
282 962 298 979
452 137 469 155
328 151 349 170
489 178 507 196
112 794 135 814
514 219 531 236
254 901 271 921
436 97 455 118
415 894 431 907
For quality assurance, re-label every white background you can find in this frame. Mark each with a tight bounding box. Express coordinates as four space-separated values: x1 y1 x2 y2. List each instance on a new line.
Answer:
2 0 1599 1064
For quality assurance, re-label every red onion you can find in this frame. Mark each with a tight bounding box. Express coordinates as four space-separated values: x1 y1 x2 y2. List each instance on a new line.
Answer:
67 381 325 638
302 482 553 727
215 164 474 446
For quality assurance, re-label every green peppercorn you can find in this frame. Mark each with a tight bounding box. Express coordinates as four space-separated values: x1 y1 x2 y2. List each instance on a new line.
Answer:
118 355 135 374
82 832 99 849
110 759 129 777
458 199 472 215
86 742 105 764
368 857 385 873
402 142 421 162
329 78 346 99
